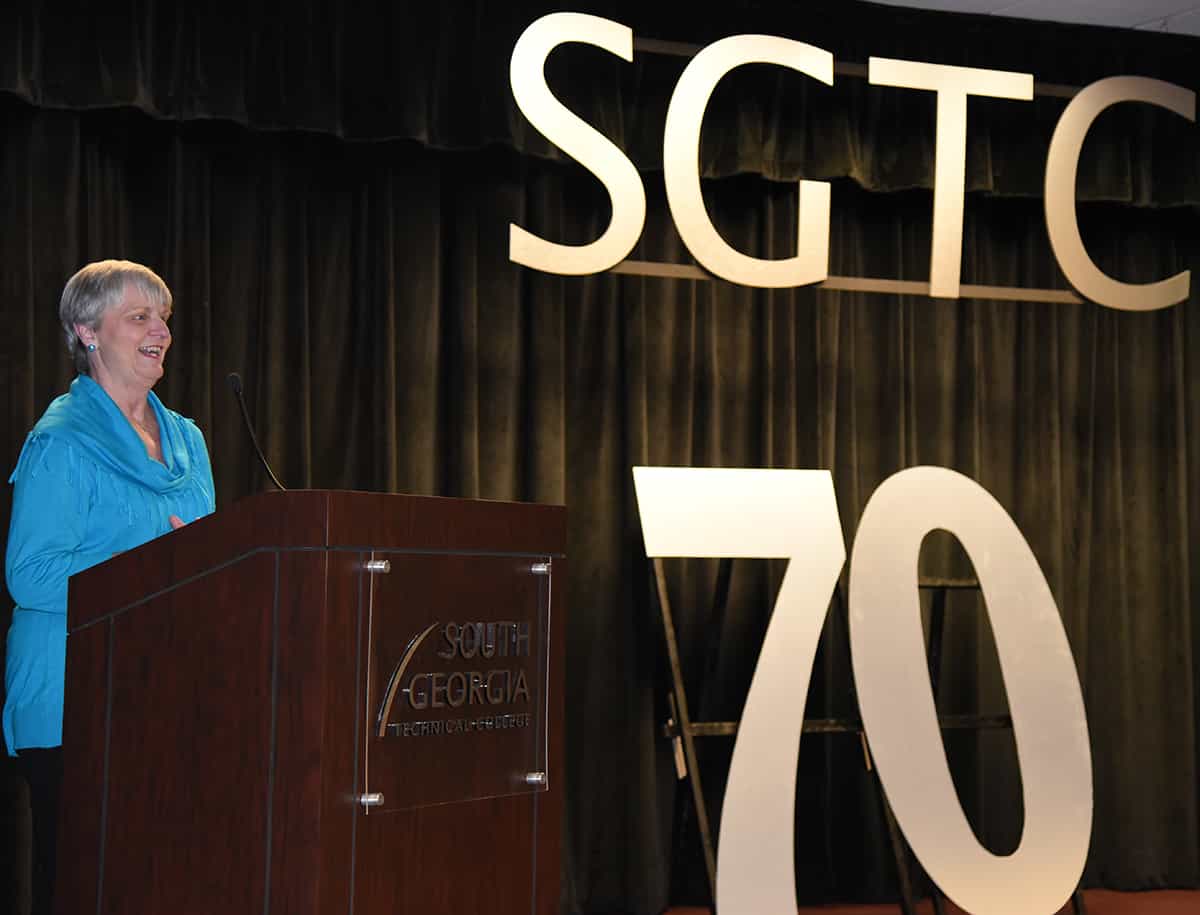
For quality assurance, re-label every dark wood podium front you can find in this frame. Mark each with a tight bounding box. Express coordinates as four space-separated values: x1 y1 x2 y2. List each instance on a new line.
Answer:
57 490 566 915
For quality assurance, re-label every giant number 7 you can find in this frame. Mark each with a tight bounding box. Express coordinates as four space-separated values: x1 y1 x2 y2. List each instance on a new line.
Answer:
632 466 1092 915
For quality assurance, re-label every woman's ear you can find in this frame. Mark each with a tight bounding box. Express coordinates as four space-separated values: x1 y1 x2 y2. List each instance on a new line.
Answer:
74 323 96 347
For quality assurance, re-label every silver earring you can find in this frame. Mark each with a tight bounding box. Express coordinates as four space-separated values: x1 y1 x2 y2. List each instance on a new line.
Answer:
86 343 96 352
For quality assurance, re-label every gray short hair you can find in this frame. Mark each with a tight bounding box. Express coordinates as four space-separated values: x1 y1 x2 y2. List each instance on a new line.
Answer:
60 260 173 375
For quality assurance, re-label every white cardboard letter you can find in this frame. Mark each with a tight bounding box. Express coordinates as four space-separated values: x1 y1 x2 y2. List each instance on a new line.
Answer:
663 37 833 288
509 13 645 274
869 59 1033 299
1045 76 1194 310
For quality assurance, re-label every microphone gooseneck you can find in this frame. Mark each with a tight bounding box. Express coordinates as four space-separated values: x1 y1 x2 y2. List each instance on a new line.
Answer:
226 371 287 492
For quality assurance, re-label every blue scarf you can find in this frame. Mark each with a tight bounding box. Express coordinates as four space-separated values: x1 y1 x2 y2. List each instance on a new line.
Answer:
12 374 203 491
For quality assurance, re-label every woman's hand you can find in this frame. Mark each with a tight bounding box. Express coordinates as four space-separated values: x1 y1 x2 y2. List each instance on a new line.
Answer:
169 515 185 530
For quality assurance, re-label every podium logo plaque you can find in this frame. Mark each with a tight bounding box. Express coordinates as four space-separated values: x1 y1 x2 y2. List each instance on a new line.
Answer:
362 553 551 812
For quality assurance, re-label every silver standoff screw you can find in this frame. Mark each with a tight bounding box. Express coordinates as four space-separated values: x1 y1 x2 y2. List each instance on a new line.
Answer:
530 561 551 576
358 792 385 808
364 559 391 574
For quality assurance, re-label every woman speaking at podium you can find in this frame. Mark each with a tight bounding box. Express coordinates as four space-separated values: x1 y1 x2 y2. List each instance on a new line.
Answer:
3 260 216 915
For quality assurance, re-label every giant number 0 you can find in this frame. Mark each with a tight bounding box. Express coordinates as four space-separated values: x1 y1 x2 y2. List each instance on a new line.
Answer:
632 466 1092 915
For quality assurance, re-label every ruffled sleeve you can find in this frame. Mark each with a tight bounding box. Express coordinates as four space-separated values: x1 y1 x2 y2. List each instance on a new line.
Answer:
5 432 92 613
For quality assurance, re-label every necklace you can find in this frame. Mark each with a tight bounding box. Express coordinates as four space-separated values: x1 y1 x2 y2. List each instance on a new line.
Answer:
127 412 162 459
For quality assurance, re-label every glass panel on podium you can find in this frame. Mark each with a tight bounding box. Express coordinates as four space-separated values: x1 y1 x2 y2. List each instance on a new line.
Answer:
361 552 551 813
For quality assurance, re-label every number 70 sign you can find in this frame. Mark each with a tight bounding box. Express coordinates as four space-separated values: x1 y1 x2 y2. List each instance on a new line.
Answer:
632 466 1092 915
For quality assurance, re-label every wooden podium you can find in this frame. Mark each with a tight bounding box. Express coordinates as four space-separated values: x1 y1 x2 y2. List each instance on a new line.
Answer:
56 490 566 915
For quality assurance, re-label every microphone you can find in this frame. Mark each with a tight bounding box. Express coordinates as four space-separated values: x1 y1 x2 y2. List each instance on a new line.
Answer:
226 372 287 492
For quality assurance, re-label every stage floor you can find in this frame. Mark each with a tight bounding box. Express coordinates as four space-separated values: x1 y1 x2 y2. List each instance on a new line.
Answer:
666 889 1199 915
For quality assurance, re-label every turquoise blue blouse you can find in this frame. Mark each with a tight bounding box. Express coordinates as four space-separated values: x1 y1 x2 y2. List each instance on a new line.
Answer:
3 375 215 754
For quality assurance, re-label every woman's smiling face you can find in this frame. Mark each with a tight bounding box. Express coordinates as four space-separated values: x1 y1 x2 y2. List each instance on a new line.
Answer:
77 283 173 394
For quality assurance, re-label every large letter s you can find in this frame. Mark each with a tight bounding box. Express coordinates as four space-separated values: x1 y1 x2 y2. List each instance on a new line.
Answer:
509 14 645 275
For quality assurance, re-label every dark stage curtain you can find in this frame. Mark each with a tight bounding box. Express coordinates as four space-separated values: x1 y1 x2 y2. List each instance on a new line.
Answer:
1 0 1198 201
1 2 1199 913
